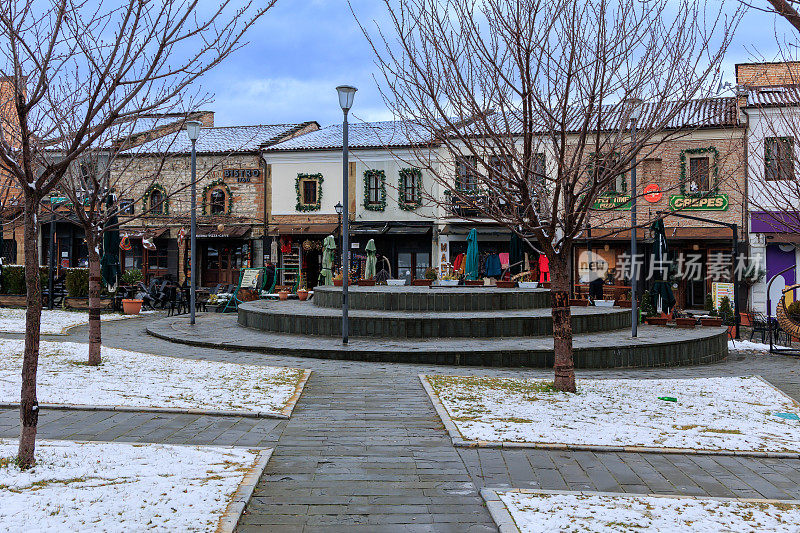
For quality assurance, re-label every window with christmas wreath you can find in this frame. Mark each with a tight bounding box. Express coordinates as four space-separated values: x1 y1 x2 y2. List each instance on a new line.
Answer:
679 147 718 195
201 179 233 215
363 169 386 211
296 173 323 211
143 183 168 215
398 168 422 210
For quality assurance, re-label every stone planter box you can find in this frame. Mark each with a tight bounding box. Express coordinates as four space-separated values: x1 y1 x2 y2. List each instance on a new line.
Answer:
437 280 459 287
464 280 483 286
518 281 538 289
386 279 406 286
495 280 516 288
65 297 113 310
675 317 697 329
0 294 27 307
411 279 434 286
594 299 615 307
700 317 723 327
645 316 669 326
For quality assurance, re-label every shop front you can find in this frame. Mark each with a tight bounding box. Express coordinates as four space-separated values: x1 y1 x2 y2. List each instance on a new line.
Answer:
350 222 434 282
194 225 252 288
270 222 339 289
119 228 174 284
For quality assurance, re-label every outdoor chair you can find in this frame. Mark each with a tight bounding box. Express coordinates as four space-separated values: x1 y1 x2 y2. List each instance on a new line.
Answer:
166 285 189 316
750 311 783 344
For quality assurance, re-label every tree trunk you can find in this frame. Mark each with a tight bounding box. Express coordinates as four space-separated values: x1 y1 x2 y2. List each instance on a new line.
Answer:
87 233 102 365
550 254 576 393
17 194 42 468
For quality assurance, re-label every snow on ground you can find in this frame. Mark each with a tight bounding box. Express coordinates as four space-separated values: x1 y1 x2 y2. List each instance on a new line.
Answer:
0 307 140 334
0 340 306 415
0 439 261 532
496 490 800 533
729 339 774 352
425 375 800 452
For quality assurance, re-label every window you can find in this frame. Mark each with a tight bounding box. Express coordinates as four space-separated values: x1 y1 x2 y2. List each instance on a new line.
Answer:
687 156 710 192
456 156 479 192
149 189 164 214
399 168 422 209
592 153 625 194
119 199 134 215
766 137 794 181
367 172 381 204
302 180 317 205
209 188 226 214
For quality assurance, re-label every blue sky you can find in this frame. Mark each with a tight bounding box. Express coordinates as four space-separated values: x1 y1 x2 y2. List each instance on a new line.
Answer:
198 1 796 128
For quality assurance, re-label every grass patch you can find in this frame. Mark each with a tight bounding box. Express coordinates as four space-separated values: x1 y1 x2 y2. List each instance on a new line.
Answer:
701 428 743 435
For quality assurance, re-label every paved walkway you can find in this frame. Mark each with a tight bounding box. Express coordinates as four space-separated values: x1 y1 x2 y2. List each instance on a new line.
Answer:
2 314 800 532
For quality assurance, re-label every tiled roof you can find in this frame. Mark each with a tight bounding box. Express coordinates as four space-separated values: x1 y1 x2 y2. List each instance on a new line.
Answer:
742 85 800 107
128 122 315 154
264 120 432 151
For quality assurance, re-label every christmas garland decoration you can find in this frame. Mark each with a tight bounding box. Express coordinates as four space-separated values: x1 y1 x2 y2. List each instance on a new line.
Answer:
142 183 169 215
201 178 233 216
398 168 422 210
295 173 323 212
363 169 386 211
679 146 718 195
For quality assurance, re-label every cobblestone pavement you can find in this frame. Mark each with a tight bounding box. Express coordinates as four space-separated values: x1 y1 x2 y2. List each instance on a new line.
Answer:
2 314 800 532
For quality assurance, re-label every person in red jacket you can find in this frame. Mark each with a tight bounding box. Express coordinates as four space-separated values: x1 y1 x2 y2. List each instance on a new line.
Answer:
538 254 550 283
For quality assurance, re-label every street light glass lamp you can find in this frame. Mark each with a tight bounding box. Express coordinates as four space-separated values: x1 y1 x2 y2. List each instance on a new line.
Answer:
626 97 643 121
185 120 202 141
336 85 357 112
334 201 343 215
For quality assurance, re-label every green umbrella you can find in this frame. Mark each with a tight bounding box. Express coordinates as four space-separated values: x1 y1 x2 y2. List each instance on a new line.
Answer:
465 228 479 281
319 235 336 285
365 239 377 280
100 213 121 289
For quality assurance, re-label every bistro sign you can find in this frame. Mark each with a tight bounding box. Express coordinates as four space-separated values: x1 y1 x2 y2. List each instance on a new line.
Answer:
668 194 729 211
591 193 631 211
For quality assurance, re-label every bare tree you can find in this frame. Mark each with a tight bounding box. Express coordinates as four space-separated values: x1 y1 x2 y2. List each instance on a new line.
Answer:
363 0 741 392
0 0 275 468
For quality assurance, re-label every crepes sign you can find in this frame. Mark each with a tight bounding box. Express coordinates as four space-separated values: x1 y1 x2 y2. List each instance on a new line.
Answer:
668 194 729 211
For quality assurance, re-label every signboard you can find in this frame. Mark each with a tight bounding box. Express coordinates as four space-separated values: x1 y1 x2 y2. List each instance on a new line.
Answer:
669 194 729 211
712 282 735 310
643 184 662 203
222 168 260 183
591 193 631 211
239 268 262 290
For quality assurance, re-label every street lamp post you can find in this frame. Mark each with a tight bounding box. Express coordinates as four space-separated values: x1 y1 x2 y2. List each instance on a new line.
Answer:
334 201 343 271
627 99 642 338
336 85 357 345
186 120 202 325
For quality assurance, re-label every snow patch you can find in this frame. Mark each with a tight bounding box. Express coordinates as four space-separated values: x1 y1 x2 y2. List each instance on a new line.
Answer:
0 307 138 335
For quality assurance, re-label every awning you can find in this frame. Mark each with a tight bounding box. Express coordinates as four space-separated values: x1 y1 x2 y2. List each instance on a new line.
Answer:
588 226 738 241
269 223 339 236
196 225 251 239
385 226 431 235
440 224 511 236
121 228 169 240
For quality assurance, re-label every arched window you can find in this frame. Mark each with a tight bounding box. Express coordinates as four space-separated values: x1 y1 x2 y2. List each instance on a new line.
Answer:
149 189 164 214
210 188 226 214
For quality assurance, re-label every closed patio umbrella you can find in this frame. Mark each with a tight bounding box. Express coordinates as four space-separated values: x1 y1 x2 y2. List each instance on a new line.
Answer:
319 235 336 285
509 232 523 275
651 219 675 313
465 228 479 281
100 213 121 290
365 238 377 280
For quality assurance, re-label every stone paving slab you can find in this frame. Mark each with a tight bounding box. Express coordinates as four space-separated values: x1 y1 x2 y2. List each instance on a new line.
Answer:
2 316 800 531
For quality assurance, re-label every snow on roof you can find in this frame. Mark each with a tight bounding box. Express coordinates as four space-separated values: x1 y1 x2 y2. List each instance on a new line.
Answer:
264 120 432 152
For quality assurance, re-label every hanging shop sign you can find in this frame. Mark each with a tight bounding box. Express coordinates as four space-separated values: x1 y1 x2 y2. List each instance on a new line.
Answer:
668 194 729 211
591 193 631 211
643 184 662 203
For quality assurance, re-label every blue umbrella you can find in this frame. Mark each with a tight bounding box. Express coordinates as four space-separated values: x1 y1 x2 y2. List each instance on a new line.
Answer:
465 228 479 281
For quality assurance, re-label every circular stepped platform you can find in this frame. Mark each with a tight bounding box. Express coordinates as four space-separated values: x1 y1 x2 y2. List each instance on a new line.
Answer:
238 299 629 338
147 314 729 369
313 285 551 311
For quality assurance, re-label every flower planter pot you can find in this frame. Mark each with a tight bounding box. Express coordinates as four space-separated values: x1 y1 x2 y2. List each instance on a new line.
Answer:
412 279 434 286
357 279 376 286
297 290 309 301
615 300 632 308
386 279 406 286
700 317 723 327
569 299 589 306
517 281 539 289
465 280 483 286
333 280 343 287
121 299 143 315
495 280 516 288
675 317 697 329
437 279 459 287
278 290 289 301
645 316 668 326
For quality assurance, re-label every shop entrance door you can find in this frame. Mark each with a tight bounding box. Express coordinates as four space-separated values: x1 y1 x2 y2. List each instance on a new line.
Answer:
204 244 234 286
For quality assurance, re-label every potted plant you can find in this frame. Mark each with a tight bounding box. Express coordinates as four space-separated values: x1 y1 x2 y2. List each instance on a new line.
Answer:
278 288 290 300
122 297 143 315
496 279 516 288
413 267 437 286
333 272 343 287
437 273 459 287
718 296 736 336
569 297 589 306
641 290 666 325
297 286 309 301
120 268 143 286
615 290 632 308
358 278 376 286
672 307 697 329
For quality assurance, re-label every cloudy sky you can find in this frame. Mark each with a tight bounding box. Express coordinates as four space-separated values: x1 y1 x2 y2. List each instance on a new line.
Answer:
197 1 796 128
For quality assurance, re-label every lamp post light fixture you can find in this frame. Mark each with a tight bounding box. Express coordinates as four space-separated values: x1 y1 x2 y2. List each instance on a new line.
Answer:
626 98 643 338
336 85 357 345
186 120 202 325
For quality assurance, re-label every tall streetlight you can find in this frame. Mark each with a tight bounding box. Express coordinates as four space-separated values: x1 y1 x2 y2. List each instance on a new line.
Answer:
336 85 357 345
627 98 642 338
186 120 202 325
